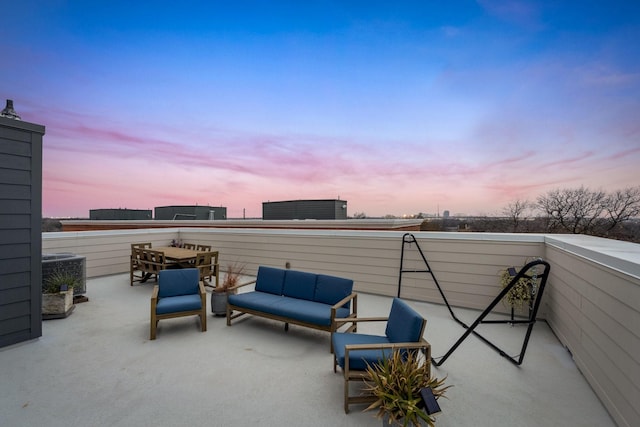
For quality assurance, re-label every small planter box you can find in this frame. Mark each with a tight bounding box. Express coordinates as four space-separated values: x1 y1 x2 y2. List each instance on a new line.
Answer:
42 289 75 320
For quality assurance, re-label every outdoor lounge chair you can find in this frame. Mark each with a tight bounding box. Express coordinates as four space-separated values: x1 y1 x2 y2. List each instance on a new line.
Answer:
332 297 430 413
150 268 207 340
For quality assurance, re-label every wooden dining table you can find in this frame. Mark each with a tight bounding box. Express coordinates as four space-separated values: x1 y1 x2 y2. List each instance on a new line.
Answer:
155 246 200 267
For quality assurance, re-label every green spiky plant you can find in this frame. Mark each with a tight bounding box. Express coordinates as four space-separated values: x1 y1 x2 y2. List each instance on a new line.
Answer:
364 349 450 427
43 270 79 294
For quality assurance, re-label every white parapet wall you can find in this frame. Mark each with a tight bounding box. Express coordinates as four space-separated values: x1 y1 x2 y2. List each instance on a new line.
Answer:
42 228 639 427
543 235 640 427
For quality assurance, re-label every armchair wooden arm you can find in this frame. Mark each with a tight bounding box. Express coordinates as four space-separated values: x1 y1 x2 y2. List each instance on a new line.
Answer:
344 339 430 359
151 285 159 307
342 339 431 376
334 315 388 329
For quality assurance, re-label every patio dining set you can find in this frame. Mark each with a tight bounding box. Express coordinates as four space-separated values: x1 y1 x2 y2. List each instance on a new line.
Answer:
129 242 219 287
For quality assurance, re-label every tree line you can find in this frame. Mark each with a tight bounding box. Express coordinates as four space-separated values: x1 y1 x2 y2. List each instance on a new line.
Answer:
420 186 640 243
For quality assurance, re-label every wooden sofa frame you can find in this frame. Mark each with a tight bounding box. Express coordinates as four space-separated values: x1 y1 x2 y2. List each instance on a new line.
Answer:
226 280 358 348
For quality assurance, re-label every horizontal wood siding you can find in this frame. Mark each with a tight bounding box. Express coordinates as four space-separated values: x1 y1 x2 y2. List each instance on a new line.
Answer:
43 229 181 278
46 228 545 315
544 239 639 427
0 117 44 348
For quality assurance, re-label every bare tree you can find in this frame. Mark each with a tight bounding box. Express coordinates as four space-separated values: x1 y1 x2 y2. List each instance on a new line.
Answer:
469 186 639 241
536 186 606 234
536 189 569 232
502 199 531 232
602 187 640 231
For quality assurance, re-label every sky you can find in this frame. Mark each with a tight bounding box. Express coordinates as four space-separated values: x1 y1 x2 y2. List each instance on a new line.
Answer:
2 1 639 218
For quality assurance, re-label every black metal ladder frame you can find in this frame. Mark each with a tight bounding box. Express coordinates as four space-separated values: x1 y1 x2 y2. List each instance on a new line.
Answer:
398 233 551 366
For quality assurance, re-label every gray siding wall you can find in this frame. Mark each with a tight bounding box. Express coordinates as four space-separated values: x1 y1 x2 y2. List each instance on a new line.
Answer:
0 117 44 348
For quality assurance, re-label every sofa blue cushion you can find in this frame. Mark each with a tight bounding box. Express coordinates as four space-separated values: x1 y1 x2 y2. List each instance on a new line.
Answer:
156 294 202 315
273 298 350 326
229 293 350 326
254 266 286 295
385 298 425 343
158 268 199 298
314 274 353 307
282 270 317 301
228 292 286 317
332 332 393 371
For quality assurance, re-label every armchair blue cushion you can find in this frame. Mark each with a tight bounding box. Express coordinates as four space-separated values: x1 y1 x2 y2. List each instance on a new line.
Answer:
156 294 202 315
333 333 391 371
150 268 207 340
332 297 430 413
385 298 425 343
158 268 199 297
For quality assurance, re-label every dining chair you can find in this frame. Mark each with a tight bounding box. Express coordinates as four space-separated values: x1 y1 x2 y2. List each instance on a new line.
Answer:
195 251 219 287
130 243 152 286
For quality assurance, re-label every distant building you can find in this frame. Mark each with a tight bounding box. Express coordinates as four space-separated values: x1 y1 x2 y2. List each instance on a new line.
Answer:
262 199 347 220
154 205 226 220
90 208 152 220
443 210 450 218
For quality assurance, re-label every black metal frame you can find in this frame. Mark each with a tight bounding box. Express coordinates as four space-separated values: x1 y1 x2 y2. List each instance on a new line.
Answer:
398 233 551 366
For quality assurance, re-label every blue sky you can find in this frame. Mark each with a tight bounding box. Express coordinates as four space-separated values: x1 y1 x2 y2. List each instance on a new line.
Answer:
2 1 639 218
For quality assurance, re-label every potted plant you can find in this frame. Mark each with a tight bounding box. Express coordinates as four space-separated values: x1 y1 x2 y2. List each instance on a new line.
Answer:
364 349 450 427
42 270 79 319
499 261 540 320
499 267 532 309
211 262 245 316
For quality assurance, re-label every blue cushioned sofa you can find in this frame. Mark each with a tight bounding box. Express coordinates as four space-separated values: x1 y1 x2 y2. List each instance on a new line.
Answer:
226 266 358 347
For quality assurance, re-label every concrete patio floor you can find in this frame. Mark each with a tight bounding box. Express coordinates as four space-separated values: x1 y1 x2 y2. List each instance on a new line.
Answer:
0 273 616 427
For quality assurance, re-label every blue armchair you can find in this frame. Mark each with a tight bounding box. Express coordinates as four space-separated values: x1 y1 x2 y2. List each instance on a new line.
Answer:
332 298 431 413
150 268 207 340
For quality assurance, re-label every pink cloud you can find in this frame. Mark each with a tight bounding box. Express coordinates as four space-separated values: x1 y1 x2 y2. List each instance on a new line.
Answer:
37 100 640 218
